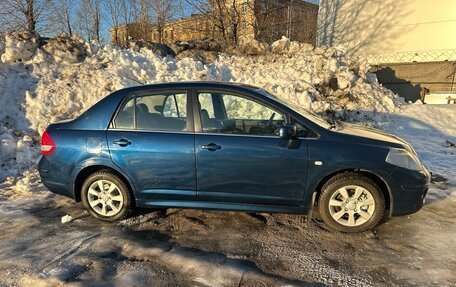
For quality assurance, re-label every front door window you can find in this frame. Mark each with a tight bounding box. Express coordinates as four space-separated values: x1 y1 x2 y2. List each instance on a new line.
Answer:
198 92 285 136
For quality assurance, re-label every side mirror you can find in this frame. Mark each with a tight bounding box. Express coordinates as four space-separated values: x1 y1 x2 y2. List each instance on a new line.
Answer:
279 124 297 140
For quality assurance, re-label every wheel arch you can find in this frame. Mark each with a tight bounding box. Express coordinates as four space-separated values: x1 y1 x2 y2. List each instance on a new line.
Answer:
73 165 136 205
313 169 393 215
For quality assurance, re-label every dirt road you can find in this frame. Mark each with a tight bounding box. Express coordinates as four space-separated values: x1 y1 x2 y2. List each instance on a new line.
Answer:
0 181 455 287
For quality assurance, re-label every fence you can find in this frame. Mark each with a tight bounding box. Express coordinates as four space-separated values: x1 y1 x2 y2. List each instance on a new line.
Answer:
364 49 456 65
370 61 456 102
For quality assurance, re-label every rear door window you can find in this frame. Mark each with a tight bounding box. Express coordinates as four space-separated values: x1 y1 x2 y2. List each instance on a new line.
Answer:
113 92 188 131
163 94 187 118
113 98 135 129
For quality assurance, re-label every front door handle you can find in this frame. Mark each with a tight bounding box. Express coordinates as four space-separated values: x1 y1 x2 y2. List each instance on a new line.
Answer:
201 143 221 151
113 138 131 147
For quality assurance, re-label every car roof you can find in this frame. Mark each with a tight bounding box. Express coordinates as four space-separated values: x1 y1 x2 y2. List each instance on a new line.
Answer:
113 81 271 97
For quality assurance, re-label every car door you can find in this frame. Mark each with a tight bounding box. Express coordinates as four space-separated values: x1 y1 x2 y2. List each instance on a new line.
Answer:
194 90 310 206
107 89 196 202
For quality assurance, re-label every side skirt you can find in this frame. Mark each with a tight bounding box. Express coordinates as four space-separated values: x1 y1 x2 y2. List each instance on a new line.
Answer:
136 200 307 214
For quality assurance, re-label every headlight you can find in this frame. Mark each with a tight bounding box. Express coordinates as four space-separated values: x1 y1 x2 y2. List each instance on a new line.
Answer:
385 148 422 171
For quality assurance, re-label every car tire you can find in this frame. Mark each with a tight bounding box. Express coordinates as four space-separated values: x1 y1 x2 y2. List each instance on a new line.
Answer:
318 172 385 233
81 170 133 221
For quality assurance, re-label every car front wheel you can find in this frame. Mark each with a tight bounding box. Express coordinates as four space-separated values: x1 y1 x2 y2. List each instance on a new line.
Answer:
318 173 385 232
81 170 132 221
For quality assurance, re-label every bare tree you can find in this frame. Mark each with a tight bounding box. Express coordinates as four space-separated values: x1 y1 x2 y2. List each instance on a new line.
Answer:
186 0 241 46
118 0 134 44
0 0 53 34
49 0 76 36
105 0 136 46
105 0 155 46
151 0 182 43
119 0 133 26
245 0 274 41
130 0 153 37
77 0 103 43
208 0 230 45
227 0 241 45
104 0 123 44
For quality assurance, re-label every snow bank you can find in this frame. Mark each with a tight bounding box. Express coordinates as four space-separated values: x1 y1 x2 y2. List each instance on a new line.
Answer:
41 34 87 64
270 36 290 54
0 33 404 186
237 36 268 55
1 31 39 63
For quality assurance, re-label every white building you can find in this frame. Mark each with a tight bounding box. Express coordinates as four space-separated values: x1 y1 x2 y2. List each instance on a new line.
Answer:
317 0 456 64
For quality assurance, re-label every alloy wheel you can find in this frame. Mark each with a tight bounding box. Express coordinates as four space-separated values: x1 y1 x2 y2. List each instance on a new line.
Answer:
87 179 124 217
328 185 376 227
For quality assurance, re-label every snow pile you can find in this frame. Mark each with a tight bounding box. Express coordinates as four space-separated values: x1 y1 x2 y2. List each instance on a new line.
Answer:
0 33 404 186
173 38 222 53
1 31 39 63
270 36 290 54
221 48 401 116
129 40 176 57
60 215 73 224
41 34 88 64
237 36 268 55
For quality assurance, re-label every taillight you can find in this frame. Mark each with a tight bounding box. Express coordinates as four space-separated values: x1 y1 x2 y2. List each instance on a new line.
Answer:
41 131 56 155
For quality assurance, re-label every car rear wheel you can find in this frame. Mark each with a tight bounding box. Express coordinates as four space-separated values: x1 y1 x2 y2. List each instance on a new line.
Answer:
318 173 385 232
81 170 132 221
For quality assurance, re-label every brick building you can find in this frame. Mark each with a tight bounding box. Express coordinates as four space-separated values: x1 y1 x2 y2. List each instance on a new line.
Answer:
110 0 319 46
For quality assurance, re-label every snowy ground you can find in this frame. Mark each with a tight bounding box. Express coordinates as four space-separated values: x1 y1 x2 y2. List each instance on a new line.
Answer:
0 33 455 286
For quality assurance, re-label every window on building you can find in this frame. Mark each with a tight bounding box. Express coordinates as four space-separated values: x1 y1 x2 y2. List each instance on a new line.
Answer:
261 0 267 12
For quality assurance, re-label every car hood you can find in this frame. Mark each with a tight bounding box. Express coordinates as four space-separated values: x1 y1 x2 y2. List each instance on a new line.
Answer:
336 123 416 153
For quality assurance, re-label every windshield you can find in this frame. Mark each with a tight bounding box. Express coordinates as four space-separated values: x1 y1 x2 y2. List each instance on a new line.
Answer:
256 89 332 129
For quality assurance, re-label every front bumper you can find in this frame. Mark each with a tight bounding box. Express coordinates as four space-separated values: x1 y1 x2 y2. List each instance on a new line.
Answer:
389 166 431 216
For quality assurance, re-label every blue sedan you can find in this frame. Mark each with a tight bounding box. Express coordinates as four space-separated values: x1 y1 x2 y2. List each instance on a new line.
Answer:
38 82 430 232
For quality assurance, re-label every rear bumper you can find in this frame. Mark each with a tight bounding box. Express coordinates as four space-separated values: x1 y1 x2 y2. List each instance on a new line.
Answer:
389 166 430 217
38 155 75 199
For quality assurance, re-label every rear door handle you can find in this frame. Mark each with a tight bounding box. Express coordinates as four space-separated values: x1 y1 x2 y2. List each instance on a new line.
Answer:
201 143 221 151
113 139 131 147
